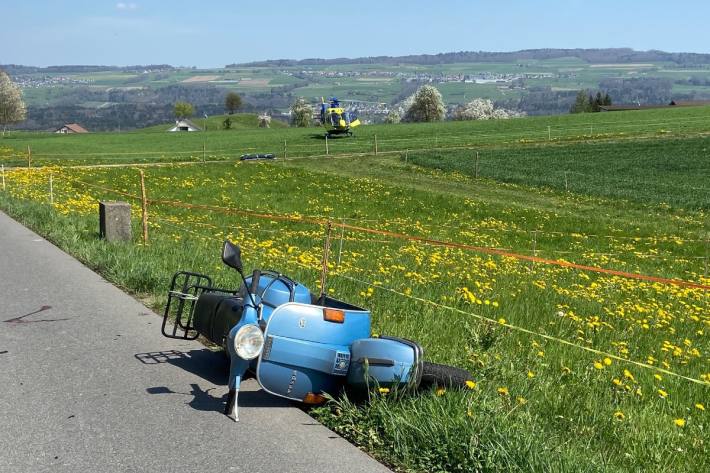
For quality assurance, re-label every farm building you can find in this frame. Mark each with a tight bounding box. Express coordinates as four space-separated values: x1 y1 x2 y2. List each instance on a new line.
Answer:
168 119 202 132
55 123 89 134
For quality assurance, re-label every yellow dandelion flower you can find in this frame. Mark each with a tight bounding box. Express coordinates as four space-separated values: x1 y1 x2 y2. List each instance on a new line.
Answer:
497 387 509 396
623 369 635 382
492 301 499 308
527 371 535 379
613 411 625 421
674 418 686 427
695 403 705 411
603 357 612 366
436 387 446 397
612 378 623 387
378 387 390 394
593 362 604 370
516 396 527 405
498 318 506 325
658 389 668 399
465 380 476 390
654 374 662 381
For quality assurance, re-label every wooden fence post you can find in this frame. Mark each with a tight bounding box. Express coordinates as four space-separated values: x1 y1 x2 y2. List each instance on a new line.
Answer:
320 221 333 299
139 170 149 244
475 152 480 178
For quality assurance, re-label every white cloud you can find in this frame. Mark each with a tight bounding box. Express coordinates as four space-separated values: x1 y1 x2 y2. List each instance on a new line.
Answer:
116 2 138 10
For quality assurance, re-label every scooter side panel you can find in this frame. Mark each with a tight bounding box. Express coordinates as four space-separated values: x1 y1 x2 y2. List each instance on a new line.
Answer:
347 338 419 390
256 303 369 401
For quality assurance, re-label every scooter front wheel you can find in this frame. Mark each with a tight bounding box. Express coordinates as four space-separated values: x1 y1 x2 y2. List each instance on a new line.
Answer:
420 362 473 389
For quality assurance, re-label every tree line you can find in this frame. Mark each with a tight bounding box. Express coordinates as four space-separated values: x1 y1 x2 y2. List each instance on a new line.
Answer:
232 48 710 68
570 90 612 113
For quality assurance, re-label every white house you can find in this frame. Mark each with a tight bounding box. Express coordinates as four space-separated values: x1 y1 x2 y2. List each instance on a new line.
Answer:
168 119 202 132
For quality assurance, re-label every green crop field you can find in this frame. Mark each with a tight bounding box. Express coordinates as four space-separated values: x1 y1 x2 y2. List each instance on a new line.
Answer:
14 57 710 112
0 106 708 472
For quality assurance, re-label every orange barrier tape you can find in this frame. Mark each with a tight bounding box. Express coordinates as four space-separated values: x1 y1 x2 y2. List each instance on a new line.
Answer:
146 198 710 291
336 221 710 291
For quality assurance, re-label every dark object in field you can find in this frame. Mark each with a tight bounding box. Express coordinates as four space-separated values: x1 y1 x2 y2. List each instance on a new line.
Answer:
99 201 132 242
240 153 276 161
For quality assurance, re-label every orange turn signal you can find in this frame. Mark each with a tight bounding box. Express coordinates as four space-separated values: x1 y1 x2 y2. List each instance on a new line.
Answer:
323 308 345 324
303 392 327 404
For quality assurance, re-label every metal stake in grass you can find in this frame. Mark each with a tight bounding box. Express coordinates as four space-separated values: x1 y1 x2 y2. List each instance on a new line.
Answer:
374 134 378 155
325 135 329 155
27 146 32 168
49 173 53 204
202 142 206 164
475 152 480 179
1 164 5 191
336 220 345 268
530 230 539 270
320 221 333 300
704 232 709 278
283 140 287 160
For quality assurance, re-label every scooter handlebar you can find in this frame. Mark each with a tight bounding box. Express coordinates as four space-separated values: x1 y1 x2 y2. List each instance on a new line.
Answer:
250 269 261 295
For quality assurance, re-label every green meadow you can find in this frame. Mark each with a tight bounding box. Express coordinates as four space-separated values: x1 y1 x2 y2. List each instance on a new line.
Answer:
0 106 708 472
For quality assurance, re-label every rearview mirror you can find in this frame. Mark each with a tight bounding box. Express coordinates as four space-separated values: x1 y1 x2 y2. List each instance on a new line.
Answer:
222 240 243 273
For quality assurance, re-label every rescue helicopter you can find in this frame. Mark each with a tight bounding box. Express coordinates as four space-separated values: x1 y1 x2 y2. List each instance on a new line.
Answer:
319 97 361 137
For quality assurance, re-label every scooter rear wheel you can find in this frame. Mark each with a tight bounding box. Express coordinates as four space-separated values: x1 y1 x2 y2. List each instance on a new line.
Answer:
420 362 473 389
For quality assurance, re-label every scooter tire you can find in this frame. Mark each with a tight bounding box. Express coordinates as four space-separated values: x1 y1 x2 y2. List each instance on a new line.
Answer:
420 362 473 389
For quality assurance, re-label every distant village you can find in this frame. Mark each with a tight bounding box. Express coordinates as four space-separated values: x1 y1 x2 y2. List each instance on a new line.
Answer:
14 75 93 88
283 69 563 85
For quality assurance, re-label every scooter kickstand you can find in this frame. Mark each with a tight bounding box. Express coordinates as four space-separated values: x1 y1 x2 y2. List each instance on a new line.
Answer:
224 388 239 422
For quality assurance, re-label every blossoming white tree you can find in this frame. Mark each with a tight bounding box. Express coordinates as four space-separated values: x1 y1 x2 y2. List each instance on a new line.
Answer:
0 69 26 136
453 98 523 121
290 97 312 127
403 85 446 122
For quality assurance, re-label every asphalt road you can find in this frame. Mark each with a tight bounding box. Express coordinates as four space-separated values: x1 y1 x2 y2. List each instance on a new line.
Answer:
0 211 390 473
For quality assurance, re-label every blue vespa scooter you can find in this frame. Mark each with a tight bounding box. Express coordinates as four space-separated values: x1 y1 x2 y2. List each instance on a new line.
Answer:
161 240 472 421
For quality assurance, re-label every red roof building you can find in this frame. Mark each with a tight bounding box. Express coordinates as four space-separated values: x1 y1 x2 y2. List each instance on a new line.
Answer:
55 123 89 134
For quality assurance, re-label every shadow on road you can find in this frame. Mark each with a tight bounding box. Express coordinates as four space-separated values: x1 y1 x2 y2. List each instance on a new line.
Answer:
136 349 291 412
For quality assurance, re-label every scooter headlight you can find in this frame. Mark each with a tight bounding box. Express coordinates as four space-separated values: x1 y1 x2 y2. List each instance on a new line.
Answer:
234 324 264 360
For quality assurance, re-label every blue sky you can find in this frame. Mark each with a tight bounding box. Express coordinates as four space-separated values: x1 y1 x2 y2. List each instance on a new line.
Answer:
2 1 709 67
